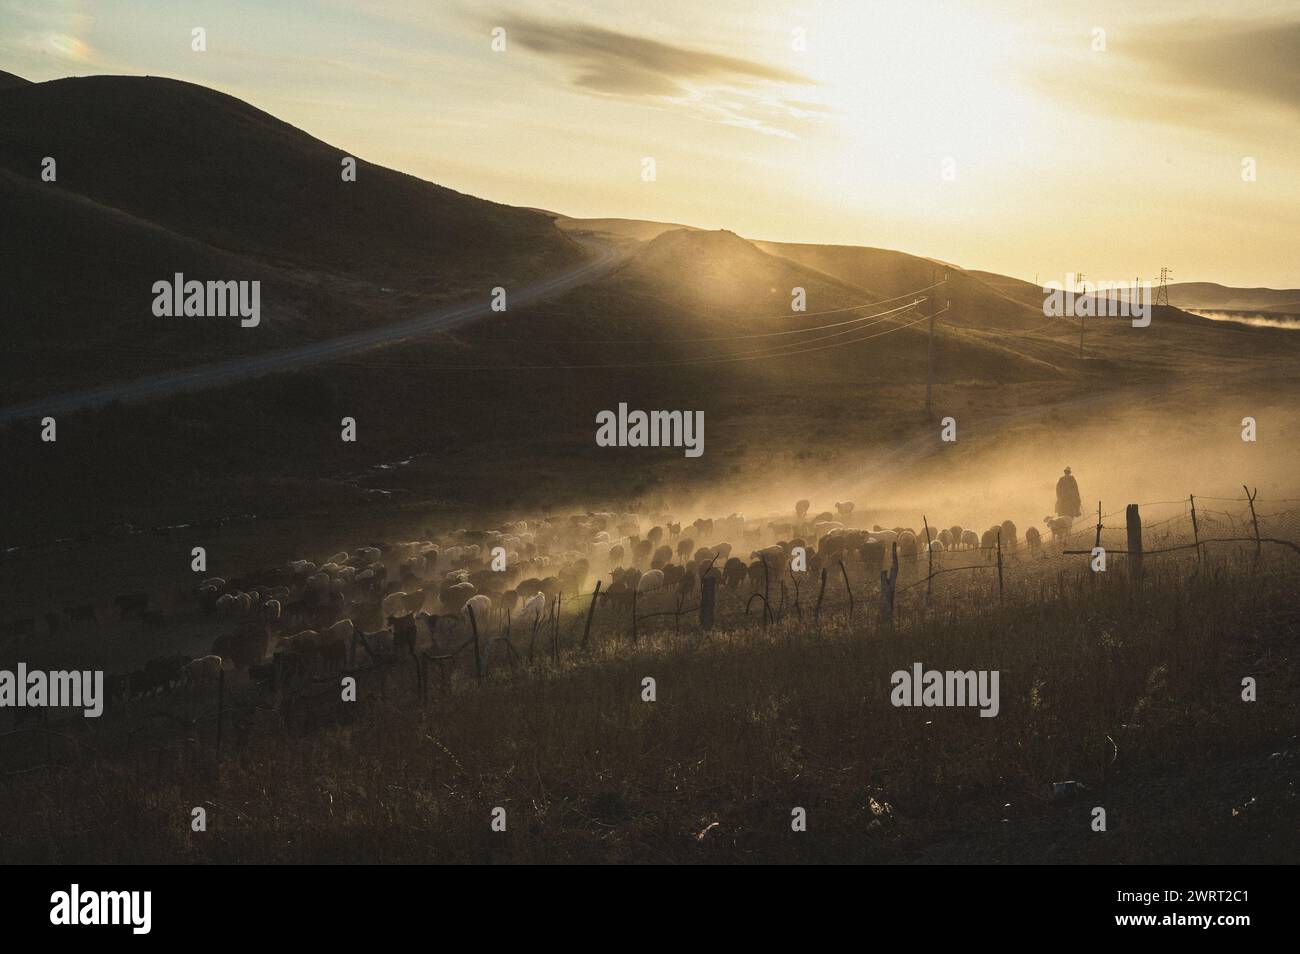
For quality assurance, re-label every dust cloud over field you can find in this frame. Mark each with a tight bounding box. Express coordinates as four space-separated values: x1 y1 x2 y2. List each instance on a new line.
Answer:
653 389 1297 538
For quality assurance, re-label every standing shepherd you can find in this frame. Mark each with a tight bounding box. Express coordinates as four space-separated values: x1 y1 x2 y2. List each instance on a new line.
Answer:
1055 467 1082 519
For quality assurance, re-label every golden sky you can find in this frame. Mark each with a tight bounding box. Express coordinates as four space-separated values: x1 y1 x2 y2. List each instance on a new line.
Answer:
4 0 1298 287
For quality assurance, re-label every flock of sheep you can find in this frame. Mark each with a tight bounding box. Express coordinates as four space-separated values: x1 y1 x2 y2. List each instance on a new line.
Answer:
15 502 1077 707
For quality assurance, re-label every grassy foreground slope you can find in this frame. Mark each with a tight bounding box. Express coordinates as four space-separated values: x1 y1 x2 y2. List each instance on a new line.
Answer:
0 544 1293 864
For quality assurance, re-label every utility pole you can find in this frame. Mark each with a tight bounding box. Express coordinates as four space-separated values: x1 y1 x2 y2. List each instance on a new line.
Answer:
1077 271 1086 358
925 271 945 419
1155 266 1172 307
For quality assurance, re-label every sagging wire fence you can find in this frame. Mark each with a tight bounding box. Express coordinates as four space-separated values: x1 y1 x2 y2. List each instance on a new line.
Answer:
4 486 1298 777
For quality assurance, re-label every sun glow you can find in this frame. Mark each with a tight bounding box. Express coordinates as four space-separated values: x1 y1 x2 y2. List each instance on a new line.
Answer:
801 2 1045 212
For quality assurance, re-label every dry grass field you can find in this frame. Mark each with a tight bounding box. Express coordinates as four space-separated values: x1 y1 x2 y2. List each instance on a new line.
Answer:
1 510 1295 864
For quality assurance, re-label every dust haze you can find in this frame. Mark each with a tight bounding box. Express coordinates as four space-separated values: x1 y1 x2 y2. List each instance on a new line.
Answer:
642 392 1295 540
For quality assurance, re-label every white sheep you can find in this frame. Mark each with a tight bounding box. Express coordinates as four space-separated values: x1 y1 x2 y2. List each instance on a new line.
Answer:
519 591 546 621
324 618 354 643
187 654 223 690
1044 515 1072 542
636 569 665 593
897 531 919 560
381 591 409 618
463 594 492 621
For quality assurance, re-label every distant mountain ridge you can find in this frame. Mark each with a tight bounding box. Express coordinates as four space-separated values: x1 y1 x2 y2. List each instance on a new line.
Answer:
1164 282 1300 315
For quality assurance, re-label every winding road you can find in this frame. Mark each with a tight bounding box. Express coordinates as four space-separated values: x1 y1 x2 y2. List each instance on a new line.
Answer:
0 235 625 423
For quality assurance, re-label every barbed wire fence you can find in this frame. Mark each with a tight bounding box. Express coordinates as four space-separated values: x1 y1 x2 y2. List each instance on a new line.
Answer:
4 486 1298 777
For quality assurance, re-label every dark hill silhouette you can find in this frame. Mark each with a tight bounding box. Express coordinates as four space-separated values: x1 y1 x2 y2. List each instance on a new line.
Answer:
0 74 589 401
753 240 1054 333
560 227 1064 383
556 215 699 243
619 228 868 314
0 75 581 293
0 165 356 401
0 69 32 90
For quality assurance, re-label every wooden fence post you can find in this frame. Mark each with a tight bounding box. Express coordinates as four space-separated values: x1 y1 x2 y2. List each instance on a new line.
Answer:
814 567 828 623
839 559 854 617
996 530 1004 600
552 594 561 664
582 580 601 648
467 604 482 684
1189 494 1202 563
215 668 225 760
1244 485 1261 559
922 515 934 601
699 574 716 630
631 588 638 643
762 557 773 626
1125 504 1143 580
880 542 899 625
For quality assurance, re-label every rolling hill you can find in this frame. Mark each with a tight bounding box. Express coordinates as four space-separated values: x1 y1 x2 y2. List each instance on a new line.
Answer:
400 224 1072 394
0 74 581 287
753 240 1054 334
1164 282 1300 314
3 75 1297 544
0 72 584 400
0 69 32 90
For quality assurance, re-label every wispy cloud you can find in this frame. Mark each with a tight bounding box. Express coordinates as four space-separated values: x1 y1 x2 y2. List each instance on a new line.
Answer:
495 14 820 136
1129 19 1300 117
1028 16 1300 133
0 0 97 66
